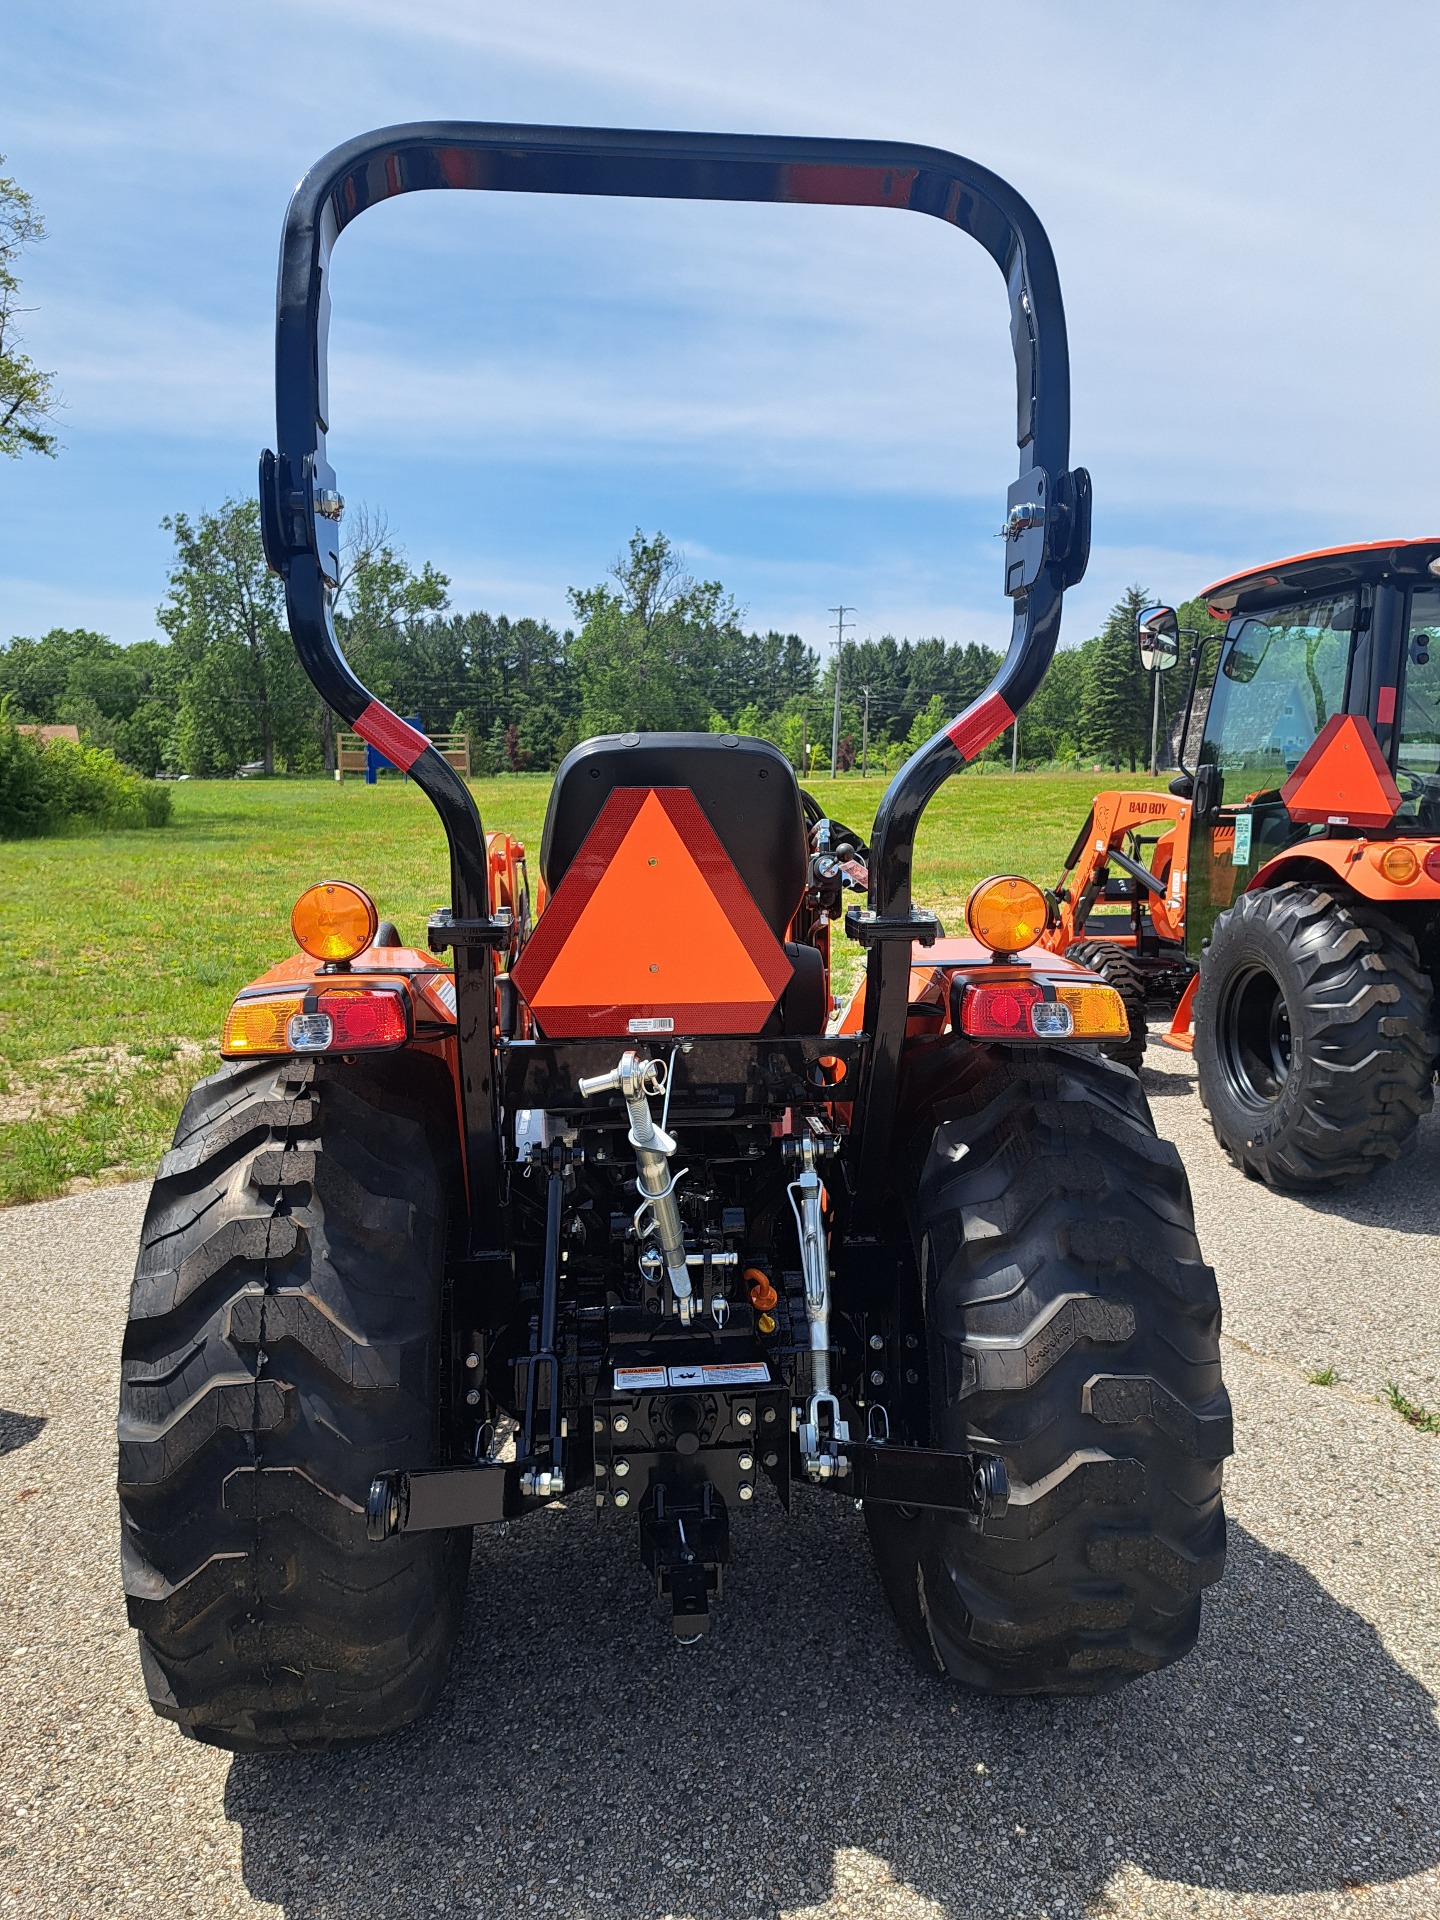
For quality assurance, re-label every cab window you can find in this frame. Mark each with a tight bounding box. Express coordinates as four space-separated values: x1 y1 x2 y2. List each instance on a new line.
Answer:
1202 593 1356 806
1397 585 1440 826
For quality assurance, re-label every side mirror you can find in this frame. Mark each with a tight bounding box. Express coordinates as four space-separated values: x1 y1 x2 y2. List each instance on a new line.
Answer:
1137 604 1180 673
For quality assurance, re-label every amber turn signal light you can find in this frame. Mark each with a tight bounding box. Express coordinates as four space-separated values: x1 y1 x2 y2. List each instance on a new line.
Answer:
1378 844 1420 884
965 875 1049 954
291 881 378 963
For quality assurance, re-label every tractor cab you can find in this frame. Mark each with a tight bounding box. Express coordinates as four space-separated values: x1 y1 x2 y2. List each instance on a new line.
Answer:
1146 539 1440 952
1134 541 1440 1188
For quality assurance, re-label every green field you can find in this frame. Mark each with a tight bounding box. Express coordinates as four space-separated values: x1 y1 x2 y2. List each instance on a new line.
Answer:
0 767 1165 1204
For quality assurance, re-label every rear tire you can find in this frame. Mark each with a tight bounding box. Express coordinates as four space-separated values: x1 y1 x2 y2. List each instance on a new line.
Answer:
117 1054 470 1751
1067 941 1148 1071
866 1045 1230 1694
1194 883 1434 1190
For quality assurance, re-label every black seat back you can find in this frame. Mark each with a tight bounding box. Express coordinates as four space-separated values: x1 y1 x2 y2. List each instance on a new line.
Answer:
540 732 807 939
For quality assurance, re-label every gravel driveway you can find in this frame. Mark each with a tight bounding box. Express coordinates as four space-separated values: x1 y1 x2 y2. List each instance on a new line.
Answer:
3 1038 1440 1920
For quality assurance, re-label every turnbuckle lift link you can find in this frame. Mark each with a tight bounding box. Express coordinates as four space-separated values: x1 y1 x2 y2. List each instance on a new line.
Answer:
785 1128 850 1480
581 1051 697 1323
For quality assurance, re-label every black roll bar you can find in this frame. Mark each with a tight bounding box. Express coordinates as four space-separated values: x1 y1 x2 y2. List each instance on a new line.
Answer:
259 122 1090 1235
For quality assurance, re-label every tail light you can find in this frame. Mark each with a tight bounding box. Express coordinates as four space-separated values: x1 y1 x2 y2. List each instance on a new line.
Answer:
957 979 1128 1042
223 986 409 1056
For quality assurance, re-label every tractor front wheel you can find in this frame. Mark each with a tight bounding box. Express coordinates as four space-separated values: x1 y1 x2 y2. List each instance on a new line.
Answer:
866 1046 1231 1694
1194 884 1434 1190
117 1054 471 1750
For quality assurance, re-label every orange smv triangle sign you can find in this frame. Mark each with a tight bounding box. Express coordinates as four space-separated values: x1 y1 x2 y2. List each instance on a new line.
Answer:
1279 714 1401 829
510 788 794 1037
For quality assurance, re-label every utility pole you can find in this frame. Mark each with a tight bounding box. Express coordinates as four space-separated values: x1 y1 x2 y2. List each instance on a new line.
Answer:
827 604 854 779
861 685 870 778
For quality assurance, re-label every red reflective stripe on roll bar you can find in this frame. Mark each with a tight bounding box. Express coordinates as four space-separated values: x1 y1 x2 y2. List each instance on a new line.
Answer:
355 702 430 771
1378 685 1397 725
946 692 1015 762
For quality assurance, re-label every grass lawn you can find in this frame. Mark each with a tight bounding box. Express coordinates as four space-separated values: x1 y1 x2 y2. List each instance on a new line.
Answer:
0 765 1165 1205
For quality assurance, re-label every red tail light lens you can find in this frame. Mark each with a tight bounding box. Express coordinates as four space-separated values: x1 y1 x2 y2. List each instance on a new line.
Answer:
1424 846 1440 884
959 981 1044 1037
317 988 408 1049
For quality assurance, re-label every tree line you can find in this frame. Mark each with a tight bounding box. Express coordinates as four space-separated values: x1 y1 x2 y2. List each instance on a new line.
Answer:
0 497 1221 779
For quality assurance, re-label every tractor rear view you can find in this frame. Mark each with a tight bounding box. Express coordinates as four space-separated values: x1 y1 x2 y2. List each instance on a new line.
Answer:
116 122 1230 1750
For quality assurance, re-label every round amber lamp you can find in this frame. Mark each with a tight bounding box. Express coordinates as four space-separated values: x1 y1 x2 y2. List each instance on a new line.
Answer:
291 881 378 964
965 875 1049 954
1379 844 1420 885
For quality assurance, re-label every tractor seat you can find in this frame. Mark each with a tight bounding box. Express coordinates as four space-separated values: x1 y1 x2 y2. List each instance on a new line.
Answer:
540 732 808 940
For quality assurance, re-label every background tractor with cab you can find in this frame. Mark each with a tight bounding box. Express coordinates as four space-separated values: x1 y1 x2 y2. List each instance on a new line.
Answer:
1041 542 1440 1190
116 121 1230 1751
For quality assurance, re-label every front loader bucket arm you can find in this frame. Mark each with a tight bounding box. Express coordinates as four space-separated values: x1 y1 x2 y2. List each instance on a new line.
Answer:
256 119 1089 1235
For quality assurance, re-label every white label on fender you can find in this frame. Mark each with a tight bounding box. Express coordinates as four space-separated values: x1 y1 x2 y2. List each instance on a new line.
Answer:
1231 813 1252 865
431 976 457 1016
628 1016 674 1033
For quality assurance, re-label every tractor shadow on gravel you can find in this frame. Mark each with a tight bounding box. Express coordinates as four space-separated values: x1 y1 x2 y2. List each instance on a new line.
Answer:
0 1409 45 1455
223 1500 1440 1918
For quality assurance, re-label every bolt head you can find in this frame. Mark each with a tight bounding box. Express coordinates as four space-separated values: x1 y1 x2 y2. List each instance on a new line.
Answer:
613 1489 630 1508
869 1369 884 1387
614 1413 630 1433
869 1333 884 1350
613 1458 630 1478
738 1483 754 1502
762 1406 777 1424
465 1388 481 1406
465 1351 480 1369
763 1450 779 1468
738 1451 754 1471
737 1408 754 1428
593 1417 605 1434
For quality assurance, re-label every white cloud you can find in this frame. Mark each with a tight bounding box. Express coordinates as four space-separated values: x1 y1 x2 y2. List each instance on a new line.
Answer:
1 0 1436 655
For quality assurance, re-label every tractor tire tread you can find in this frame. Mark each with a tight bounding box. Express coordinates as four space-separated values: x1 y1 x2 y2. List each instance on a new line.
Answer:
117 1055 468 1752
1194 883 1435 1190
867 1044 1229 1695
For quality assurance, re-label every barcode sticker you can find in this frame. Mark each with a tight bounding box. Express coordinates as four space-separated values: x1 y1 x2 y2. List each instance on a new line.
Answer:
628 1016 674 1033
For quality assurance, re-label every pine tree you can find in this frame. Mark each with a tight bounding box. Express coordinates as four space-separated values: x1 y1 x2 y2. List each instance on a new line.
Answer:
1080 585 1151 769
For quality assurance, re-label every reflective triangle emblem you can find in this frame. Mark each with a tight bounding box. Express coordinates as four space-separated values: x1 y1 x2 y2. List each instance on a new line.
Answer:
1279 714 1401 828
510 788 794 1037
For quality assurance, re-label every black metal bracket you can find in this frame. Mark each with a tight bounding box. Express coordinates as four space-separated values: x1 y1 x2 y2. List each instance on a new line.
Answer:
844 908 942 948
427 909 513 952
366 1463 518 1537
638 1483 729 1641
843 1442 1009 1520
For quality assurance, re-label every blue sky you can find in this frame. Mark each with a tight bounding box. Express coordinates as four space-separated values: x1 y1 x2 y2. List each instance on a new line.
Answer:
2 1 1437 666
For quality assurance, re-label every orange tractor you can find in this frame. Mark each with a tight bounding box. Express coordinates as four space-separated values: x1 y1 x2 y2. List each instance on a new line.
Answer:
1044 539 1440 1191
115 122 1231 1750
